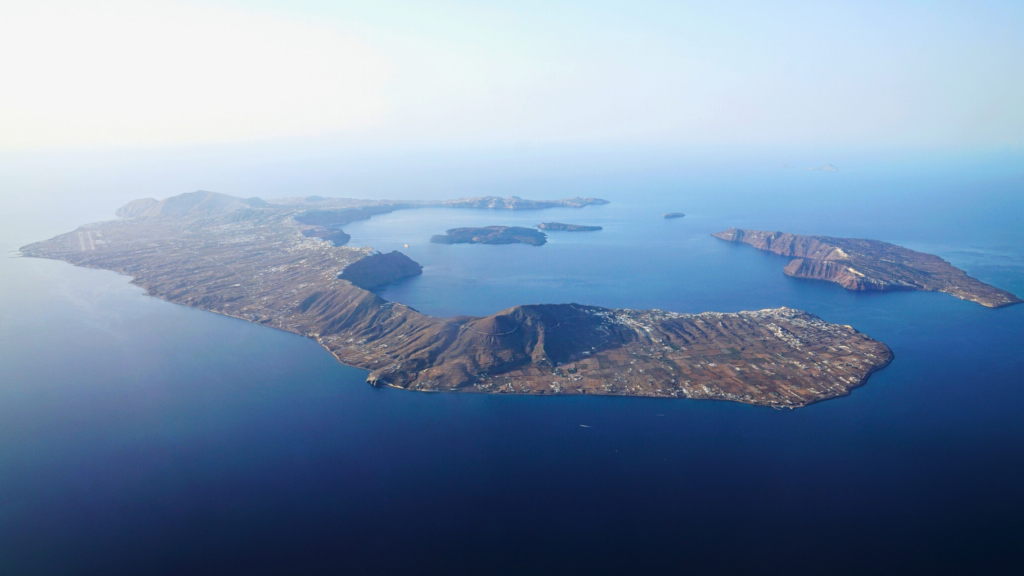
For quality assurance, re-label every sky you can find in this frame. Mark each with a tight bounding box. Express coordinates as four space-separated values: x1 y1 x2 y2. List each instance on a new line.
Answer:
1 0 1022 152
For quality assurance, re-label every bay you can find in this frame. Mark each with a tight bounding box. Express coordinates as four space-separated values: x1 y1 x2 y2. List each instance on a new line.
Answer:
1 157 1022 574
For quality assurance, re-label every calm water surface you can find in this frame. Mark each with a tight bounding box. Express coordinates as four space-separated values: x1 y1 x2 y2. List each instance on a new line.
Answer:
1 164 1022 574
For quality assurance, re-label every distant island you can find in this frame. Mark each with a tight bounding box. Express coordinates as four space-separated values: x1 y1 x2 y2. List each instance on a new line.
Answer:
713 228 1022 308
338 251 423 290
808 164 839 172
441 196 609 210
431 226 547 246
263 194 610 210
664 213 686 219
536 222 602 232
19 191 895 409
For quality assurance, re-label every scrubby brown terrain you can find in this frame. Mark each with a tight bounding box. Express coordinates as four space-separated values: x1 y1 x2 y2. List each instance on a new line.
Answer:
716 227 1019 307
713 228 1021 308
20 193 893 408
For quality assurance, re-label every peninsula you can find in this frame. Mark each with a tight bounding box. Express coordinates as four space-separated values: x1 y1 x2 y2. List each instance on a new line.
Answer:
20 192 894 409
536 222 602 232
431 226 547 246
713 228 1021 308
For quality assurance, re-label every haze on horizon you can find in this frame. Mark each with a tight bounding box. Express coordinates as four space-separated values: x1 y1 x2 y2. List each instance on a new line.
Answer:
2 0 1022 154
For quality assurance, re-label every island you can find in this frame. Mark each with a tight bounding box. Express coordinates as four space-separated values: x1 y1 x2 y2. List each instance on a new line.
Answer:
338 251 423 290
265 194 610 211
19 191 894 409
431 226 547 246
442 196 609 210
536 222 602 232
664 213 686 219
713 228 1022 308
808 163 839 172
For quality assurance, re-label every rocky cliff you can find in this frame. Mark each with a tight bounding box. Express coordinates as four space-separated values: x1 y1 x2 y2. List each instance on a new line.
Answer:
713 228 1021 307
17 192 895 409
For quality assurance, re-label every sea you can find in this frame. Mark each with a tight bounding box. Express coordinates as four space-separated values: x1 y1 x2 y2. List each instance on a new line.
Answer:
1 147 1022 574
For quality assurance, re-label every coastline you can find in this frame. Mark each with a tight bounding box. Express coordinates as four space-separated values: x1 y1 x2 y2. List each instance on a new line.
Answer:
20 250 893 409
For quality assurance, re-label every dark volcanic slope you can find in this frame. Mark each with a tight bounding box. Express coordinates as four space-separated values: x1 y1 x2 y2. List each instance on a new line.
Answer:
19 193 893 409
431 226 547 246
713 228 1021 308
338 251 422 290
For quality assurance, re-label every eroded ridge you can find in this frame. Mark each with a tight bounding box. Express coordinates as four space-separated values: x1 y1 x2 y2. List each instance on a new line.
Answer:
713 228 1021 308
21 192 892 408
410 305 894 409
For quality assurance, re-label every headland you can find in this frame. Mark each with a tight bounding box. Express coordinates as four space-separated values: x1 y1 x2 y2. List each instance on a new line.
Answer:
713 228 1021 308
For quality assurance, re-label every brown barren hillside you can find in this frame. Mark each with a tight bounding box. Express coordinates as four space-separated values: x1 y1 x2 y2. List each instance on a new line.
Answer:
20 193 893 409
713 228 1021 308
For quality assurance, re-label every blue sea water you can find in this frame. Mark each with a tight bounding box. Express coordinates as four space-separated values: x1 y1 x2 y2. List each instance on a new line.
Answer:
1 154 1023 574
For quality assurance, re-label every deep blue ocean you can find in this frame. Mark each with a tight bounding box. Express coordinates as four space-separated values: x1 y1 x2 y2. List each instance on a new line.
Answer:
2 152 1022 574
